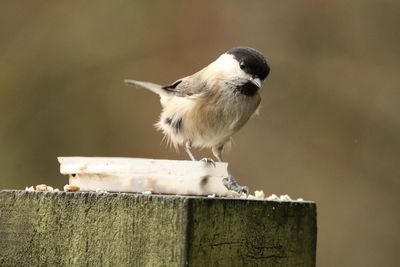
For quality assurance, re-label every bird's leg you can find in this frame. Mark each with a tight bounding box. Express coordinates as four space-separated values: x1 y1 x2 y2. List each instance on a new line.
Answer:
212 145 224 162
184 141 196 161
213 144 249 195
200 158 216 167
184 141 215 166
200 145 219 167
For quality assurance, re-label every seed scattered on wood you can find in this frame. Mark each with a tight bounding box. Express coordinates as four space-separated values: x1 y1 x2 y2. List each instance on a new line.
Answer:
64 184 80 192
35 184 48 191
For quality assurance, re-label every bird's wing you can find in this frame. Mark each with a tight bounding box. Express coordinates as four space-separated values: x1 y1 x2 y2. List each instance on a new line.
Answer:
125 73 208 98
162 74 208 97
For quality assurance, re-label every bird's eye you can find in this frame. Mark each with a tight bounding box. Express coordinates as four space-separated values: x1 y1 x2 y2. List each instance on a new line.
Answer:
239 62 245 69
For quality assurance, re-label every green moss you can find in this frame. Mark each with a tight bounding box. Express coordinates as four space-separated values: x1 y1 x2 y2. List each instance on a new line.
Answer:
0 191 316 267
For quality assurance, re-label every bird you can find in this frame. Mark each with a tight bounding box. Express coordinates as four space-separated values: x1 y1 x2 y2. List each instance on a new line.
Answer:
125 47 270 194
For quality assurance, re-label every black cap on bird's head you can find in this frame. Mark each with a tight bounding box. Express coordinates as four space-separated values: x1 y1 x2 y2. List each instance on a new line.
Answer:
227 47 270 81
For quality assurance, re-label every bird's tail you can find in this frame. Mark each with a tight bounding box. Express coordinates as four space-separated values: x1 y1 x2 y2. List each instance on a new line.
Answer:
124 79 168 97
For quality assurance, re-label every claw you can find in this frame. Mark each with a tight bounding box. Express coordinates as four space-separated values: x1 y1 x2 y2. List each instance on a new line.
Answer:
200 157 216 167
222 176 249 195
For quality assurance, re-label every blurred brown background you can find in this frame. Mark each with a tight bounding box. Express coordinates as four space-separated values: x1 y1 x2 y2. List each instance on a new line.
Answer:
1 1 399 266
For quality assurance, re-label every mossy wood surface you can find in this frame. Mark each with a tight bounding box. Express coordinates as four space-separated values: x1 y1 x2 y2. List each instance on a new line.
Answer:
0 190 317 266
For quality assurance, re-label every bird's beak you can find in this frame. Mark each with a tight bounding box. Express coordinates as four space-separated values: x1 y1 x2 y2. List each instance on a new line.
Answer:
250 77 262 88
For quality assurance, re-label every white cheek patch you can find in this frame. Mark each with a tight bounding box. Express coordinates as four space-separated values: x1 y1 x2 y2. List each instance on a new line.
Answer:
210 54 250 83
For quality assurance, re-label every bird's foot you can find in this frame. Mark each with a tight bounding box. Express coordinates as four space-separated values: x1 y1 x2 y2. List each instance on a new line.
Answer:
222 175 249 195
200 157 216 167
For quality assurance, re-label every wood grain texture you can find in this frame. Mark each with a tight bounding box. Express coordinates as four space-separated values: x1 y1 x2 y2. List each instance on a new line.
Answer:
0 190 316 266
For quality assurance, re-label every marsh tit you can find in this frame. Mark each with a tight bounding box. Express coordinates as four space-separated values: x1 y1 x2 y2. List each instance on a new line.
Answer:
125 47 270 194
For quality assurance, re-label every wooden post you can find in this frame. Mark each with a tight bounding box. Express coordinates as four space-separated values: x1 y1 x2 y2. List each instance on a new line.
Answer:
0 190 317 266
